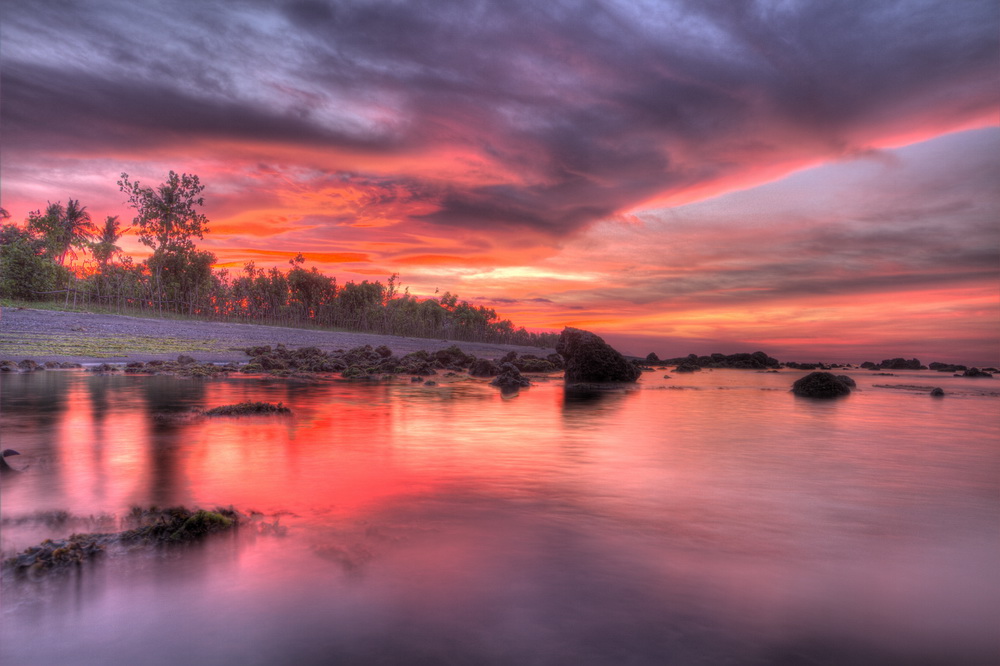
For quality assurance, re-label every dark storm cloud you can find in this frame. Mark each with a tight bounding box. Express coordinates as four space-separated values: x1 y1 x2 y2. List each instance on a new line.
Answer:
1 0 997 234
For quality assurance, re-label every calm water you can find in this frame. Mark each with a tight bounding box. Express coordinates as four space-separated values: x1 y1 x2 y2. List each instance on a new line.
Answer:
1 368 998 665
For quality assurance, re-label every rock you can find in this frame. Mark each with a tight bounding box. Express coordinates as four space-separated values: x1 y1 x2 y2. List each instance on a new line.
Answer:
469 358 499 377
490 362 531 392
963 367 993 378
929 362 967 373
0 360 19 372
646 352 660 363
556 327 642 384
17 359 43 372
878 357 925 370
673 364 701 373
791 372 853 398
203 401 291 416
176 354 197 365
930 387 945 397
835 375 857 388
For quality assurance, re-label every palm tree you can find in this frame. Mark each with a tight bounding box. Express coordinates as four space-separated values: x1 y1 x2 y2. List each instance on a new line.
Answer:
27 199 96 265
58 199 96 265
91 215 126 270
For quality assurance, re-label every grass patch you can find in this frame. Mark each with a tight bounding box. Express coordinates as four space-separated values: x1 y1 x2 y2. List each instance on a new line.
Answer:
0 332 223 358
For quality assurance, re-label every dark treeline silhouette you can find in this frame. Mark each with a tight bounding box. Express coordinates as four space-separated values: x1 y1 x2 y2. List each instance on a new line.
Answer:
0 173 559 348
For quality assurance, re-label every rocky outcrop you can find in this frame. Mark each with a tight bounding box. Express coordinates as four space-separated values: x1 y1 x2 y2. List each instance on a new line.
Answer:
469 358 499 377
662 351 780 370
791 372 853 398
878 358 926 370
556 328 641 384
929 362 967 373
490 362 531 392
962 367 993 378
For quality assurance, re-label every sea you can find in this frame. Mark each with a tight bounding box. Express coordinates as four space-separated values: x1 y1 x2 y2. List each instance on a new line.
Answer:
1 367 998 665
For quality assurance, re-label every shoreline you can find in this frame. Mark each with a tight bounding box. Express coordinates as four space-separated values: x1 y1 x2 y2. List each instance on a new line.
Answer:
0 307 556 365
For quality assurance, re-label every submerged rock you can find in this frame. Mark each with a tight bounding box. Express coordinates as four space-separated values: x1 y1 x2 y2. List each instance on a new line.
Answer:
203 401 291 416
2 506 241 579
556 327 641 384
791 372 853 398
930 387 945 397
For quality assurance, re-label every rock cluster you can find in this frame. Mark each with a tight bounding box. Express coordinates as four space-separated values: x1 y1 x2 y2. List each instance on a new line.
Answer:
556 327 641 384
202 402 291 416
490 363 531 392
661 351 781 370
0 359 82 372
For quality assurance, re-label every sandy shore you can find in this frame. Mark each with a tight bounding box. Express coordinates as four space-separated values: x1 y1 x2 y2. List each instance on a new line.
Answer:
0 307 556 365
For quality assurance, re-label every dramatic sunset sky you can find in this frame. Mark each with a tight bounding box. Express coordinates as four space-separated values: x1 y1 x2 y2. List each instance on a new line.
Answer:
2 1 997 364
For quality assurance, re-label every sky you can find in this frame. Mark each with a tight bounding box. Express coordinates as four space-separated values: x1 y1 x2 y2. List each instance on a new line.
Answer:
1 0 997 364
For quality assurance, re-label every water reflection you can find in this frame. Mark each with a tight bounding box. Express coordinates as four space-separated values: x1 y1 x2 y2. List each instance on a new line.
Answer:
1 370 998 665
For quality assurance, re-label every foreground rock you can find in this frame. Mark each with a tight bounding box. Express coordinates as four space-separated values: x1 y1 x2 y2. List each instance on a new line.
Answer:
556 327 641 384
791 372 853 398
2 506 241 579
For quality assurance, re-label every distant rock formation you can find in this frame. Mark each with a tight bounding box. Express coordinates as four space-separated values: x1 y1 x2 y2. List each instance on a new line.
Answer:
791 372 853 398
929 362 968 373
962 367 993 378
662 351 780 370
878 358 926 370
556 328 641 384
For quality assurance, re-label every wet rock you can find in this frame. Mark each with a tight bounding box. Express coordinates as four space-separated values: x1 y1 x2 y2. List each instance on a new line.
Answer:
176 354 197 365
791 372 853 398
673 364 701 373
0 360 20 372
434 345 473 368
930 387 945 397
203 401 291 416
59 361 83 369
89 363 120 373
17 359 43 372
556 327 642 384
469 358 499 377
490 362 531 392
963 367 993 378
2 506 241 579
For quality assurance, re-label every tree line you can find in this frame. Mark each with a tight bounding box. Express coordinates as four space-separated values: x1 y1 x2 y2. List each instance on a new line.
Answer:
0 172 559 348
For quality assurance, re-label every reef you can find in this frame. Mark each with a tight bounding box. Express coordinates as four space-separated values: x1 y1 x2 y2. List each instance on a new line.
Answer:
2 506 242 579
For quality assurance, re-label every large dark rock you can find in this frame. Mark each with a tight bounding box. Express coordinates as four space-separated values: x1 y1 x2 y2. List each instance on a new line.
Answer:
963 367 993 378
556 327 642 384
791 372 853 398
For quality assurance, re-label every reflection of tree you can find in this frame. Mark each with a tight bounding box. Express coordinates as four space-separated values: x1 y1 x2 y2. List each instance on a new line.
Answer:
0 372 69 434
140 377 207 506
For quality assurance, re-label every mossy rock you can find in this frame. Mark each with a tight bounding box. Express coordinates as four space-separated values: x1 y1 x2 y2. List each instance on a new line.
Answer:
203 401 291 416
